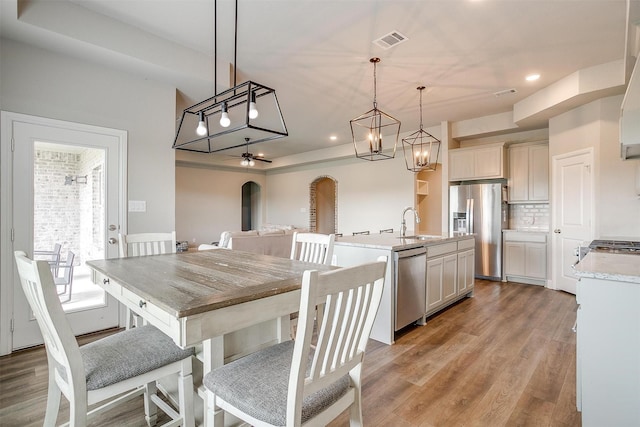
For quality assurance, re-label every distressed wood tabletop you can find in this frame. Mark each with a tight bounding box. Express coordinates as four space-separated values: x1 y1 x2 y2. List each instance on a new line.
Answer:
87 248 334 318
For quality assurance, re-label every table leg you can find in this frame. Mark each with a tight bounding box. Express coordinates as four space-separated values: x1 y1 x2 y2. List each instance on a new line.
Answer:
202 336 224 427
277 314 292 342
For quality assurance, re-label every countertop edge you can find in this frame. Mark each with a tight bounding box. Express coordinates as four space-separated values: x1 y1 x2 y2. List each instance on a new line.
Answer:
573 252 640 284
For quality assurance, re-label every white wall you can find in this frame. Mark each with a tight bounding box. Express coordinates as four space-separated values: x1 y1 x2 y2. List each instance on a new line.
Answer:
549 95 640 239
175 165 267 246
176 153 416 243
0 39 176 234
266 155 415 236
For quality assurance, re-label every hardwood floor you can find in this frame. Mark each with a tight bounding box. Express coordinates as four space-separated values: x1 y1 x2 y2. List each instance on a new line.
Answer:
0 279 581 426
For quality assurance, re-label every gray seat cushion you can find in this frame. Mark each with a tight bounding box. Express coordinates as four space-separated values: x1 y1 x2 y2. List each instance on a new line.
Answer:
80 325 194 391
203 340 350 425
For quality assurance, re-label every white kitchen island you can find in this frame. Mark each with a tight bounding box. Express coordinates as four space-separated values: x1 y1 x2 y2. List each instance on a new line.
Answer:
333 233 475 345
573 252 640 427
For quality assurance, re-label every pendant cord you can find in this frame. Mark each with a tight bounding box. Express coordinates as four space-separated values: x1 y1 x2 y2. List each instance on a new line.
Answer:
373 60 377 109
213 0 217 96
233 0 238 90
419 87 423 130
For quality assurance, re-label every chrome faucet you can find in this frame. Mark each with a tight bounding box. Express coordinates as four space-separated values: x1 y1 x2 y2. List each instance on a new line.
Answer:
401 206 421 237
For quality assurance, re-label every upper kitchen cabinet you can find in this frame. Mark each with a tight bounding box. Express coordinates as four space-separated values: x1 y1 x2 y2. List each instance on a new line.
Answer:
449 143 506 181
508 143 549 203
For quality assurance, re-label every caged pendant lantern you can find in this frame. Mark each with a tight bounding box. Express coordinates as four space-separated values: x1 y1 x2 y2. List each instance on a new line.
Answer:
173 0 288 154
402 86 441 172
350 58 400 161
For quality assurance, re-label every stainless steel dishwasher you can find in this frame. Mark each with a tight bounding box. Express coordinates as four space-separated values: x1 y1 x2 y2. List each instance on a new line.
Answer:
394 246 427 331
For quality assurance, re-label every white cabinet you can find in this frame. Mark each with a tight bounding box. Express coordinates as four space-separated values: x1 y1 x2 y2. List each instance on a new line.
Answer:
577 276 640 426
457 249 475 295
508 143 549 202
449 143 505 181
503 231 547 285
426 239 475 316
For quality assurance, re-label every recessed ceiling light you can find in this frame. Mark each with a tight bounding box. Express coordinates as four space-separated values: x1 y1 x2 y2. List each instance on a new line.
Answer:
526 74 540 81
330 135 337 141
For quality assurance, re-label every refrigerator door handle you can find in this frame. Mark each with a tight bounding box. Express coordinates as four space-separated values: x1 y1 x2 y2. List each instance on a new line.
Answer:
466 198 474 234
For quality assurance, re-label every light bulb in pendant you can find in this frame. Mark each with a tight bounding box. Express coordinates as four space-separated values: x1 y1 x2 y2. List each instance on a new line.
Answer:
220 103 231 127
248 92 259 119
196 111 207 136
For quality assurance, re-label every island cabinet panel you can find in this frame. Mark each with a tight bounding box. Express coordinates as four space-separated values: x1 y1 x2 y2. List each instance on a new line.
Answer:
457 249 475 295
333 234 476 343
577 276 640 427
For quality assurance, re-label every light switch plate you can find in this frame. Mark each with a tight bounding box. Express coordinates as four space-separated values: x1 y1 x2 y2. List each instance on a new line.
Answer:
128 200 146 212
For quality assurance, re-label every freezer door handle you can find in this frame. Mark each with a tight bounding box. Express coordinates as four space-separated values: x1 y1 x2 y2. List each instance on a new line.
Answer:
467 198 474 234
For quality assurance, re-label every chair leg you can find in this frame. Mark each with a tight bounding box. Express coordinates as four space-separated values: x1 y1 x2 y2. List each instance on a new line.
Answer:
349 366 364 427
143 381 158 426
43 370 61 427
178 359 195 427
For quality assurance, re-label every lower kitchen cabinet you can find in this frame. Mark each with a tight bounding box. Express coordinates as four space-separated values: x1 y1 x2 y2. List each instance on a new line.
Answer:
503 231 547 285
457 249 475 295
576 276 640 426
426 240 474 316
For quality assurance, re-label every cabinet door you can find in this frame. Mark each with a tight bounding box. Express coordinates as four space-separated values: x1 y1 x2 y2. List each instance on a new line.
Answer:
528 145 549 201
504 242 525 276
443 253 458 302
525 242 547 279
457 249 475 295
509 146 529 202
474 146 503 179
426 257 444 311
449 150 474 181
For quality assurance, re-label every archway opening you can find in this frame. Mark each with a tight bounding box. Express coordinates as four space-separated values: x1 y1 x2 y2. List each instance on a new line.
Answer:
241 181 261 231
310 177 337 234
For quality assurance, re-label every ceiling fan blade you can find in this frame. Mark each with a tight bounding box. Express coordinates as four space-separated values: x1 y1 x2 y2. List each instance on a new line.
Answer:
254 157 272 163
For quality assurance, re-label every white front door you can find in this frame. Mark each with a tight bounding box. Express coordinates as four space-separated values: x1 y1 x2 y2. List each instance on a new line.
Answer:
551 149 594 294
2 112 127 351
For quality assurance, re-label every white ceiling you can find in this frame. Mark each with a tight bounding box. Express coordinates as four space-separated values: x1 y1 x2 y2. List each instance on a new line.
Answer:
1 0 638 164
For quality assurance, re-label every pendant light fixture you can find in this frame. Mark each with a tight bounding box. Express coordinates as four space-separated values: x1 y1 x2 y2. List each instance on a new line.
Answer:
402 86 441 172
173 0 288 153
350 57 400 161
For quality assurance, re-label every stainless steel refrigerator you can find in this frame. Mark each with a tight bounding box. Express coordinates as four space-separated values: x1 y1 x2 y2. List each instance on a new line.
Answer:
449 181 508 281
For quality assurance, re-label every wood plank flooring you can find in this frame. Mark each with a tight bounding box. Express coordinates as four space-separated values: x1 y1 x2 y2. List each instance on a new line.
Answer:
0 279 581 426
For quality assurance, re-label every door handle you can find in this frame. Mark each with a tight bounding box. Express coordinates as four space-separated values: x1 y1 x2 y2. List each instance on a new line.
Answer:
554 229 561 234
108 237 117 245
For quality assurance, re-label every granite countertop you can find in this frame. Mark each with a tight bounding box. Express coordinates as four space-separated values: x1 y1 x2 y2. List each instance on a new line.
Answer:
334 232 474 251
573 252 640 284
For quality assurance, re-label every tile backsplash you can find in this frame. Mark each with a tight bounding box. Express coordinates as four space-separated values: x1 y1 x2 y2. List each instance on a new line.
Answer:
509 203 550 231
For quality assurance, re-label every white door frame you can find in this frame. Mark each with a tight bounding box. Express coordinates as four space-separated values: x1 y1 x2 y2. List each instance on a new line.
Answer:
0 111 128 355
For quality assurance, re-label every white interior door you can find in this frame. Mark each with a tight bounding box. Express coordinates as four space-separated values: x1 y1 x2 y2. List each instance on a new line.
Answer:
4 113 126 351
551 149 593 294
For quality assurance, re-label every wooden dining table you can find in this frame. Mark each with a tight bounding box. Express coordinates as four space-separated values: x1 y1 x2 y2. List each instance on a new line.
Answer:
87 247 334 426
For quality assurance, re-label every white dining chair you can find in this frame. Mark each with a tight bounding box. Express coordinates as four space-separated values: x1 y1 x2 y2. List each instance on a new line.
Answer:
289 232 336 338
13 251 195 427
289 232 335 265
118 231 177 258
204 256 387 427
119 231 176 328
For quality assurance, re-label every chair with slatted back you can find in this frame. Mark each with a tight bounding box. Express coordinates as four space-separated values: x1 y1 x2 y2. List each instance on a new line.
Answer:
203 256 387 427
13 251 195 427
289 232 335 265
289 232 336 338
118 231 176 328
118 231 177 258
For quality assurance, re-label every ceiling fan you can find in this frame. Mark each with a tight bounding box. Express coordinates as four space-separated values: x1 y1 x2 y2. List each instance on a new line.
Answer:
236 138 272 166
